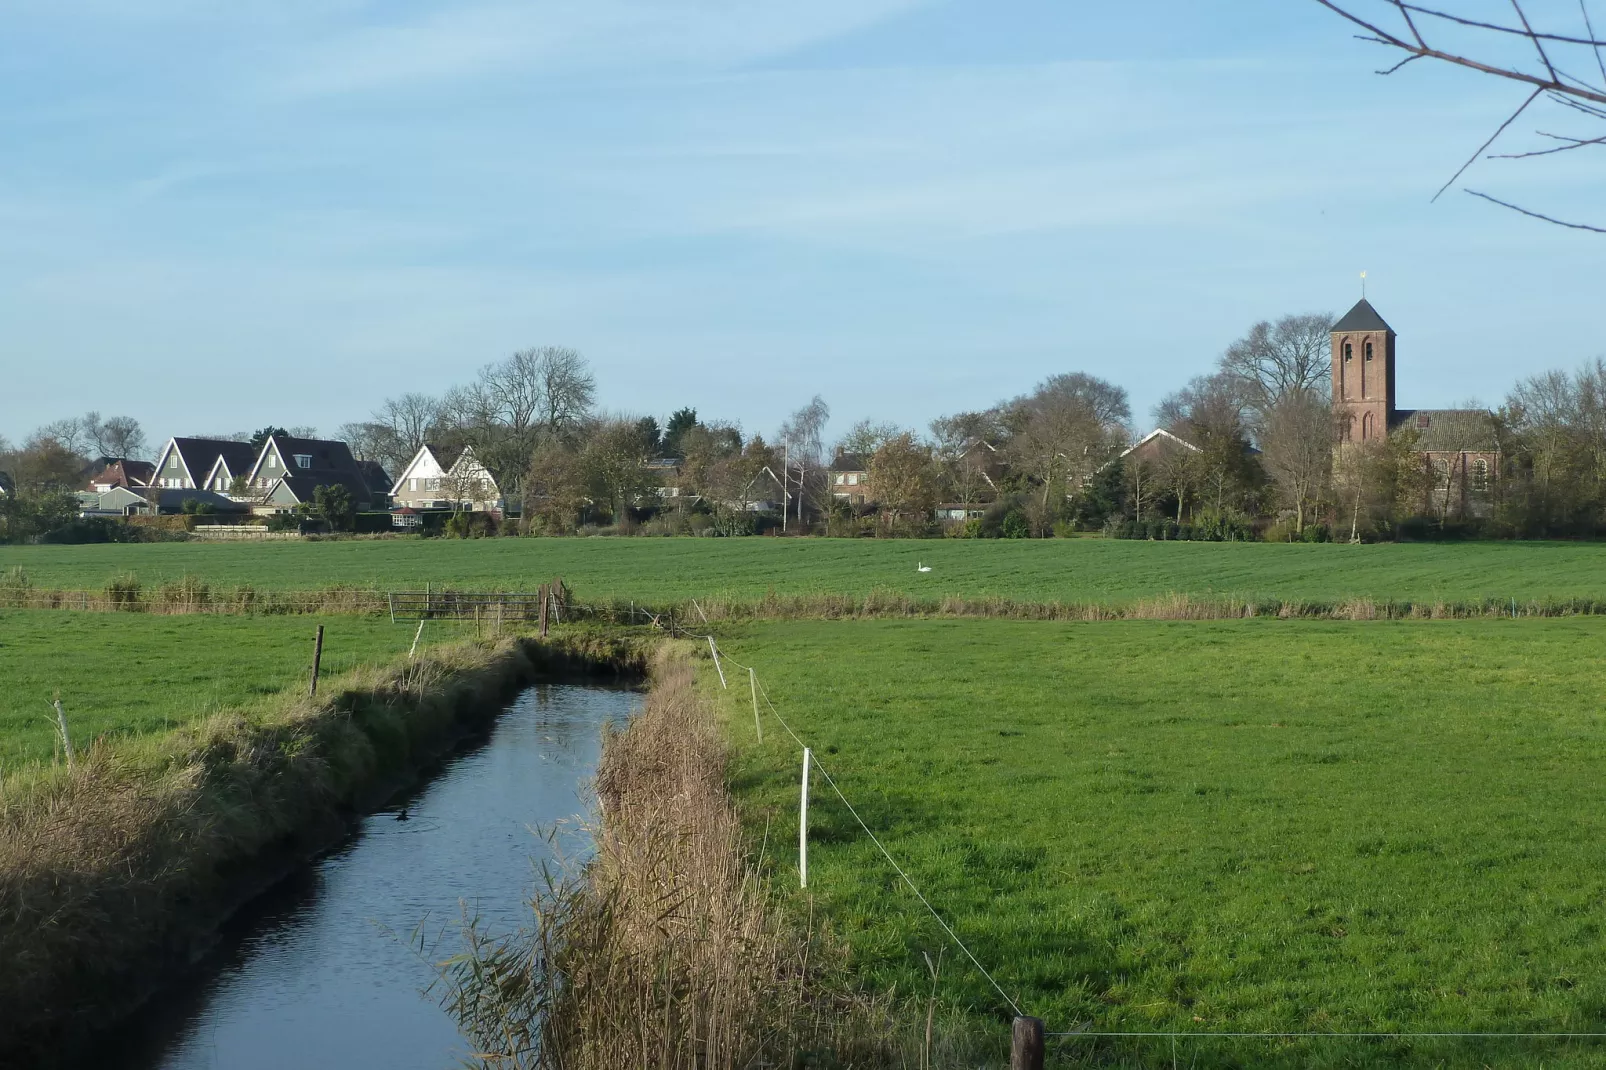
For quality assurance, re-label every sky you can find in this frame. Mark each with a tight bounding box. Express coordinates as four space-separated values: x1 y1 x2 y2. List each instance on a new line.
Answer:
2 0 1601 451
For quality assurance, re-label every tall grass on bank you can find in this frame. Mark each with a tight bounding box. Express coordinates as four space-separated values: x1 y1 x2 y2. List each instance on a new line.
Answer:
0 631 647 1061
436 646 980 1070
8 565 1606 624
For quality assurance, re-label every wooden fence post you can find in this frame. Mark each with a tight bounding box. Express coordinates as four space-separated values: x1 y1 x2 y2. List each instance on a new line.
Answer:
309 624 325 696
538 584 550 637
1010 1016 1043 1070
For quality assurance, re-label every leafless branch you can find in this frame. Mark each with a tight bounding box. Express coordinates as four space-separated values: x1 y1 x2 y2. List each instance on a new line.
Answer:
1312 0 1606 105
1464 189 1606 231
1431 86 1541 201
1315 0 1606 231
1398 1 1606 50
1377 53 1423 75
1583 0 1606 86
1489 130 1606 158
1509 0 1560 84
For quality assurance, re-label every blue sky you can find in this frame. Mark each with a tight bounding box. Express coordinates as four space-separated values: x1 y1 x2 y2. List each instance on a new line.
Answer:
2 0 1600 449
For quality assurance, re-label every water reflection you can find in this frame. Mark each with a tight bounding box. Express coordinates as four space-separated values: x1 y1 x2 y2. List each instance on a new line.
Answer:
84 683 638 1070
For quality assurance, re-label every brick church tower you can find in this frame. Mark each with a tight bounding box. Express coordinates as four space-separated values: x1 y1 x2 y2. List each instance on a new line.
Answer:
1330 298 1396 443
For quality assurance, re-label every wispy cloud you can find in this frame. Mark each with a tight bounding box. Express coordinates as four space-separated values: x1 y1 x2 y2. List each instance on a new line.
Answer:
268 0 932 97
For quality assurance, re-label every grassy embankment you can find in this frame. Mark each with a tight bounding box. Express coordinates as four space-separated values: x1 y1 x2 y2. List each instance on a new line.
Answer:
712 618 1606 1068
0 609 648 1062
6 538 1606 618
0 609 466 770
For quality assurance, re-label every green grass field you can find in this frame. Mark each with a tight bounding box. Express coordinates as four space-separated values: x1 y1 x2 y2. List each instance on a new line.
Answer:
715 618 1606 1066
0 610 465 770
5 538 1606 607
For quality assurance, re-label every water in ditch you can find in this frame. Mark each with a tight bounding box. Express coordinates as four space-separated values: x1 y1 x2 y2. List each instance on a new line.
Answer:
84 682 639 1070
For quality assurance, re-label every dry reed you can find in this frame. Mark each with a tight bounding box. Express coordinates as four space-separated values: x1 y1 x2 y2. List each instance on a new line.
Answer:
437 645 966 1069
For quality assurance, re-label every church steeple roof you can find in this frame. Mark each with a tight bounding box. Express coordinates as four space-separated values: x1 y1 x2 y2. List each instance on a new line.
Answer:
1331 299 1393 334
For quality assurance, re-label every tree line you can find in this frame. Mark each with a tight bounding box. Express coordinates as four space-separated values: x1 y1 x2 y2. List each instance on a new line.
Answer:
5 319 1606 542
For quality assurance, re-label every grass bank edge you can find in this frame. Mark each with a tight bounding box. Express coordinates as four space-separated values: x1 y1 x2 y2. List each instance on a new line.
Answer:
5 567 1604 623
0 626 651 1063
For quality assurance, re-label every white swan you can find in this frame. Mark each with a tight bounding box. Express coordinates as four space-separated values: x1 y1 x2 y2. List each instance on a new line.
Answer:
917 562 932 573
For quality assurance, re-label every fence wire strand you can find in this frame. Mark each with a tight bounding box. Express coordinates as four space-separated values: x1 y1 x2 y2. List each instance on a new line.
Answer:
677 627 1024 1019
680 623 1606 1046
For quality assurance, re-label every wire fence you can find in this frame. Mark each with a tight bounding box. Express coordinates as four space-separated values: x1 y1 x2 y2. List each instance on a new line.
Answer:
644 614 1606 1053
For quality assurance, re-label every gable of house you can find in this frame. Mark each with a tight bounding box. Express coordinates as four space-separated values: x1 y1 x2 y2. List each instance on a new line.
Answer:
391 444 501 509
246 435 374 506
152 438 255 490
85 458 157 492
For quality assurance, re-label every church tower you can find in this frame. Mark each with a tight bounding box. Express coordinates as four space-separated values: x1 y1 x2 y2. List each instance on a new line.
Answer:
1331 298 1396 444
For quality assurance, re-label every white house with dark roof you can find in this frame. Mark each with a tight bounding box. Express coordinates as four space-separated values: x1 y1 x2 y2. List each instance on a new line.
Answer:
389 444 503 513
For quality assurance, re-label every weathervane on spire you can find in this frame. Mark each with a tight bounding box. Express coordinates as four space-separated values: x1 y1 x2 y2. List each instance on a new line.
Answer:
1360 270 1367 298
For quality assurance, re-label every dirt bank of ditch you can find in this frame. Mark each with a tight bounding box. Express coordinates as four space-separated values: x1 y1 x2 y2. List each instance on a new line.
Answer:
0 628 650 1065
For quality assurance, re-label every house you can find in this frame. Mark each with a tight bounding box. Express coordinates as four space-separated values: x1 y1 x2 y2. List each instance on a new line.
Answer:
829 450 871 505
77 486 154 517
141 488 251 516
84 458 156 492
389 444 503 514
244 434 385 514
355 461 393 508
150 437 258 491
199 449 260 496
1330 299 1501 514
1120 428 1203 469
0 472 11 499
646 457 684 499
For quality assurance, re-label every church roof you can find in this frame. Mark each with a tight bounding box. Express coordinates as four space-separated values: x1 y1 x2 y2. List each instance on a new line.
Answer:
1331 299 1394 334
1393 409 1499 452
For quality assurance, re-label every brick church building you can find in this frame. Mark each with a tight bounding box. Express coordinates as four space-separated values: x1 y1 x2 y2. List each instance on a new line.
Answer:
1330 298 1500 512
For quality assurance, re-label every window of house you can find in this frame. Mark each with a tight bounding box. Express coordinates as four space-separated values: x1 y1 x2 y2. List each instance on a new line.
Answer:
835 474 845 485
1364 341 1373 361
1472 458 1489 491
1433 459 1452 487
267 454 277 469
1343 342 1352 361
168 454 179 468
847 473 859 485
294 454 311 469
410 477 418 491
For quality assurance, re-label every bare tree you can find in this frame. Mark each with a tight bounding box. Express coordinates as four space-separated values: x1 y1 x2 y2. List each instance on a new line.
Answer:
1124 453 1156 522
34 417 92 458
1218 314 1335 428
81 413 147 460
1003 374 1130 521
1260 391 1336 533
836 418 899 457
436 348 597 495
1157 373 1263 515
929 415 998 510
1314 0 1606 231
582 417 657 524
778 396 830 527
